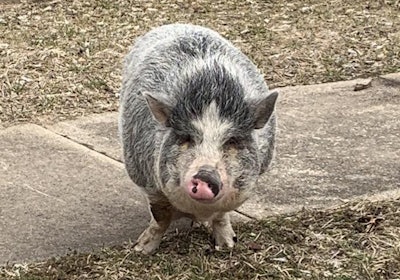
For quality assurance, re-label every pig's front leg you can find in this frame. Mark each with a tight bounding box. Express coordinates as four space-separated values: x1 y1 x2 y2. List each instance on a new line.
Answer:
211 212 237 250
134 202 172 254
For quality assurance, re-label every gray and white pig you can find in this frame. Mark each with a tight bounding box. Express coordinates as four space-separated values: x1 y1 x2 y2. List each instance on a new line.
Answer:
119 23 278 254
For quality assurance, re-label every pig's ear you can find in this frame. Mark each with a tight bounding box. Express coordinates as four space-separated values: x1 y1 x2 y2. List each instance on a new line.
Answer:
251 91 279 129
144 94 172 127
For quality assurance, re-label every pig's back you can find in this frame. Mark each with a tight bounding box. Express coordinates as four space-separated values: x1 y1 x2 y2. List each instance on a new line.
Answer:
120 24 269 102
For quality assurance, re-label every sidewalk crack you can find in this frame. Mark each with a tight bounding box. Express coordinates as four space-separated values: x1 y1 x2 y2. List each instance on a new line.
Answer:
51 132 123 164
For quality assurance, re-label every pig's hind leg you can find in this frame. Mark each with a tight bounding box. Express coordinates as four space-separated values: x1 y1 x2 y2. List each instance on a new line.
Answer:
134 202 173 254
211 212 237 250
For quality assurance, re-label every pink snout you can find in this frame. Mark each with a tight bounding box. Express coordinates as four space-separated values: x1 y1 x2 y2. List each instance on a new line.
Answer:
185 165 222 202
187 178 215 200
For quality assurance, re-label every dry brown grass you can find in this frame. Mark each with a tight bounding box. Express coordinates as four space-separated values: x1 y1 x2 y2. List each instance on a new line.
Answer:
1 197 399 279
0 0 399 127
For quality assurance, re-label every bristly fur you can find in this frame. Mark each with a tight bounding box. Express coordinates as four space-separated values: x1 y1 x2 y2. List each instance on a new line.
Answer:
118 23 278 253
119 22 278 191
119 24 274 188
168 61 254 138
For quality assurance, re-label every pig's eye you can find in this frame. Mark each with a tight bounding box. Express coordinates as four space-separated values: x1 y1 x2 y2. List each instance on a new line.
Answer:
225 137 240 147
224 136 249 150
178 134 194 146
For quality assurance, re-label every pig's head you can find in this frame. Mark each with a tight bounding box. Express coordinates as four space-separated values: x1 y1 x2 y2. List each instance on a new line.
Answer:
144 64 278 216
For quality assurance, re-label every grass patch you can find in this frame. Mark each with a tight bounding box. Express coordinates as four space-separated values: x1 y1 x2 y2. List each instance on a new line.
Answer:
1 197 399 279
0 0 399 126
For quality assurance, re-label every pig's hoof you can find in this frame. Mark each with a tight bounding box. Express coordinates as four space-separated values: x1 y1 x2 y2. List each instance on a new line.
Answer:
134 229 162 254
191 220 202 228
213 223 236 249
191 220 211 230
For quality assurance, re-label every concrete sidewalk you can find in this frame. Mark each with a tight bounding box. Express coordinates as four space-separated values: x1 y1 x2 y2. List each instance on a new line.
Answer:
1 74 399 265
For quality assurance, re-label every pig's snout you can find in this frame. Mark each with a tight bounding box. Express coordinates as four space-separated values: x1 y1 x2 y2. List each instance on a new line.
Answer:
186 165 222 201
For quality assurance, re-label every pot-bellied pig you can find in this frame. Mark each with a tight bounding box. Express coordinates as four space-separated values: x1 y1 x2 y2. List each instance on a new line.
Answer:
119 23 278 254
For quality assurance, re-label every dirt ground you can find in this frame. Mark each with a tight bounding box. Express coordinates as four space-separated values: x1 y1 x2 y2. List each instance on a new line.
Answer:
1 198 399 279
1 0 399 126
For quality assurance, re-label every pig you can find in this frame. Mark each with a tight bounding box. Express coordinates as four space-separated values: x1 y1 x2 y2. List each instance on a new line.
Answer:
119 23 278 254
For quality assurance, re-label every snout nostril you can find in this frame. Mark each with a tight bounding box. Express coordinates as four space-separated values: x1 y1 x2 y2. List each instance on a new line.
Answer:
192 186 198 193
208 183 220 197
